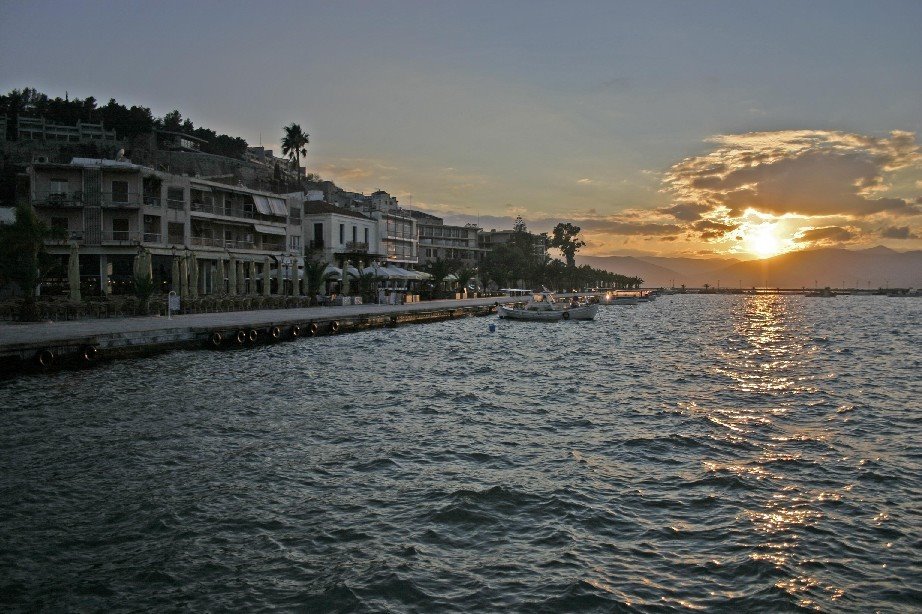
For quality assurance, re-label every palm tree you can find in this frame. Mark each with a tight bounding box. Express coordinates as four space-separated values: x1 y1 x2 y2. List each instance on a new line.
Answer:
303 259 334 305
0 203 65 320
281 123 309 171
454 266 478 294
425 258 452 298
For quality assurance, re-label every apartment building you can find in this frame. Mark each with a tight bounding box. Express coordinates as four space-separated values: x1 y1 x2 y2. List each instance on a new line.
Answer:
413 211 484 267
302 200 382 267
29 157 302 295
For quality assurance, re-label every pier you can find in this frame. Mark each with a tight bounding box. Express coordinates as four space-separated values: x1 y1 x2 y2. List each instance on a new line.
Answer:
0 296 519 375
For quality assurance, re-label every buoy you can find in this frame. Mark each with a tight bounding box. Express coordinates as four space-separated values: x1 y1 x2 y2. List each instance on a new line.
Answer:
210 332 223 347
270 326 281 340
235 330 246 344
291 325 301 338
389 315 398 327
307 322 318 336
81 345 98 362
489 323 496 333
562 311 571 320
36 349 54 368
248 329 258 342
330 320 340 333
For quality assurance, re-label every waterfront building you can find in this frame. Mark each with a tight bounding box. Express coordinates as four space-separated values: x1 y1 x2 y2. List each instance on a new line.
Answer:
302 199 383 267
478 228 547 261
12 116 118 144
412 210 485 267
28 157 302 295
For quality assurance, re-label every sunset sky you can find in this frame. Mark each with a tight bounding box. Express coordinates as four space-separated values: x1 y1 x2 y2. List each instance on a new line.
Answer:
2 0 920 258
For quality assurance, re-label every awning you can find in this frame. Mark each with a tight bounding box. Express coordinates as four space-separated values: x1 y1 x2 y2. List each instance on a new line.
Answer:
252 195 272 215
268 197 288 216
190 184 213 192
253 223 286 236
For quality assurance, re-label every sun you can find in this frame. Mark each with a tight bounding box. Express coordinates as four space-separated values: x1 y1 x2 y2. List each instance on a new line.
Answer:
746 224 783 258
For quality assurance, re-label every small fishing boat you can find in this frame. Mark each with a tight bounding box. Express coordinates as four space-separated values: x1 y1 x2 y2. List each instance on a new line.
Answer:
599 292 639 305
498 291 598 321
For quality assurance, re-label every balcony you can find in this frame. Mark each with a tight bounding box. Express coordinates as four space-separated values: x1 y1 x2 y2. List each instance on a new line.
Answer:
143 232 162 244
190 236 257 250
345 241 369 253
191 201 254 219
167 234 185 246
47 230 85 244
101 192 142 208
167 198 186 210
143 196 161 207
289 215 302 225
101 230 141 244
34 190 84 207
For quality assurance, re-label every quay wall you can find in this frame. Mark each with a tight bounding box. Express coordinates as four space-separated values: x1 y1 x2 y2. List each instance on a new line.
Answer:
0 297 519 376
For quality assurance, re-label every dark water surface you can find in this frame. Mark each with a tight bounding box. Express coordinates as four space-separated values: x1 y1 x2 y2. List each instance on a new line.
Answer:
1 295 920 612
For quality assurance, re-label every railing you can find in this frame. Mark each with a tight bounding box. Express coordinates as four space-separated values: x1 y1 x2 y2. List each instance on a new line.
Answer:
345 241 369 252
259 241 286 252
33 190 84 206
190 236 257 250
47 230 85 243
101 230 141 244
190 201 254 219
143 233 162 243
143 196 161 207
101 192 142 207
289 215 302 225
167 198 186 210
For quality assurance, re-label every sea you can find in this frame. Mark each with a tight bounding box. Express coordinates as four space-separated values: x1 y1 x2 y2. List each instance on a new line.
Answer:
1 294 919 612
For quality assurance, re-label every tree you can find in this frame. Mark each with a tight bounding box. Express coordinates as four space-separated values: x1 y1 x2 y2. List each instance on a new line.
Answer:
548 222 586 269
0 204 65 320
303 259 333 305
281 123 310 170
425 258 453 298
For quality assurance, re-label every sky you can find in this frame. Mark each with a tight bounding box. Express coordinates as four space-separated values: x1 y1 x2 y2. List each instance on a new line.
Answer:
2 0 921 258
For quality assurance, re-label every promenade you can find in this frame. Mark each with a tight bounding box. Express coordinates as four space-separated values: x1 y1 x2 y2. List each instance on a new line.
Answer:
0 296 520 372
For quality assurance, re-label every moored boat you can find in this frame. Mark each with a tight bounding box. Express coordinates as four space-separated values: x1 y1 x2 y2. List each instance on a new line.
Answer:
498 291 598 321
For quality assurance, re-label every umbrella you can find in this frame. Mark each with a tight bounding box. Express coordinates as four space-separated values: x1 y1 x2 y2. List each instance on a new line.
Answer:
188 252 199 300
444 273 458 282
263 256 271 296
248 260 257 295
363 263 391 279
344 264 361 278
324 264 343 277
227 255 237 296
216 258 226 296
341 259 351 296
292 257 301 296
179 255 189 300
172 255 181 294
68 242 81 302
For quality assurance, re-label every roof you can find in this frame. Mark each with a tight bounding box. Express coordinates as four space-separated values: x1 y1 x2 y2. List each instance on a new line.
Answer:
303 200 372 220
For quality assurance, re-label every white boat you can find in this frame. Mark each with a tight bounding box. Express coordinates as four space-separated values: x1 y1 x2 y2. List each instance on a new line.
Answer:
498 292 598 321
599 292 639 305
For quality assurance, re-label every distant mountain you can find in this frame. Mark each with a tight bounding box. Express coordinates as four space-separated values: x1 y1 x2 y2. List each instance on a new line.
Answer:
710 246 922 289
579 247 922 288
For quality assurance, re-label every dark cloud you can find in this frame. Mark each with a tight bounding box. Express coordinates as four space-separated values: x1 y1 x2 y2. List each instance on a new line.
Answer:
793 226 856 244
880 225 919 239
657 202 712 221
664 130 921 219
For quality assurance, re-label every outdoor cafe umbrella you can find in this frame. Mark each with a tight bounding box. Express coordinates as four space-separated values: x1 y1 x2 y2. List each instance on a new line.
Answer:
68 242 81 302
341 260 351 296
227 255 237 296
179 255 189 300
292 257 302 296
188 252 199 300
263 256 271 296
216 257 226 296
248 260 257 295
172 254 181 294
236 260 245 295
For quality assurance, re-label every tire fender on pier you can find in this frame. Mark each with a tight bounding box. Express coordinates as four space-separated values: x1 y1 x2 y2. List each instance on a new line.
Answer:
248 330 258 342
270 326 281 340
210 332 223 347
330 320 340 334
291 325 301 338
562 311 571 320
307 322 318 336
82 345 98 362
36 349 54 368
235 330 246 344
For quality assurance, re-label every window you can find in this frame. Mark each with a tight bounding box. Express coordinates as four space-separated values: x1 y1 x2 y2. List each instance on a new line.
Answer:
112 218 129 241
352 226 357 243
364 228 369 244
168 222 185 245
111 180 129 204
167 187 185 210
339 223 344 245
290 235 301 250
49 178 69 196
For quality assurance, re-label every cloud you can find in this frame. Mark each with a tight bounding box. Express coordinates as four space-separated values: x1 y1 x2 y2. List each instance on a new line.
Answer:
692 219 739 240
657 202 712 222
792 226 856 245
880 225 919 239
664 130 921 218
